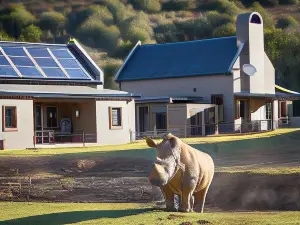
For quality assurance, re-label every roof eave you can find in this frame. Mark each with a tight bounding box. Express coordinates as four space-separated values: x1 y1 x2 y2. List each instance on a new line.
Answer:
115 40 141 82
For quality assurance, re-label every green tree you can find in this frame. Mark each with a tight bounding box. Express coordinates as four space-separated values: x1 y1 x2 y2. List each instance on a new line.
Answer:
0 30 14 41
19 24 42 42
213 23 236 38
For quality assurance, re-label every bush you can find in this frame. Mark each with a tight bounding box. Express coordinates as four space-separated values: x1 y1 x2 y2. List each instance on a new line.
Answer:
162 0 191 11
100 57 123 89
119 12 153 43
213 23 236 38
0 4 36 38
39 11 66 35
206 11 233 28
129 0 161 13
86 5 114 26
78 20 121 53
0 30 14 41
276 16 298 29
154 23 179 43
259 0 279 6
251 2 275 29
198 0 240 16
19 24 42 42
278 0 297 4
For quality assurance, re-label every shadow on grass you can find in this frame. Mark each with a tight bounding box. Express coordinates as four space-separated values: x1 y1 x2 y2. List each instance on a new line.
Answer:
57 129 300 159
0 208 152 225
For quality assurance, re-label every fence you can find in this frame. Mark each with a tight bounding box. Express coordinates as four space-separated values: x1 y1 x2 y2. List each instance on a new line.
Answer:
34 131 97 145
135 120 275 139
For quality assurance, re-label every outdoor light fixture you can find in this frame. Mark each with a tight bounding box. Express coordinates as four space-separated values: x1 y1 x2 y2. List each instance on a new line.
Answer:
76 110 80 118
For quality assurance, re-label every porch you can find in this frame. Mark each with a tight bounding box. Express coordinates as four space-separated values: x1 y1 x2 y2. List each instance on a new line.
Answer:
33 99 97 146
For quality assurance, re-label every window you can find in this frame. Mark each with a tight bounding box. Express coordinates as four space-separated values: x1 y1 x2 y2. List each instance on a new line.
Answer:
156 113 166 130
266 103 272 120
109 107 122 129
211 95 224 122
46 106 58 128
2 106 17 131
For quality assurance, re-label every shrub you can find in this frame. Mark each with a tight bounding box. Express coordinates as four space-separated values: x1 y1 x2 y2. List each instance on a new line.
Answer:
0 4 36 38
162 0 191 11
259 0 279 6
213 23 236 38
276 16 298 29
84 5 114 26
198 0 240 16
251 2 275 29
119 12 153 43
39 11 66 35
279 0 298 4
19 24 42 42
78 20 121 53
206 11 233 28
154 23 179 43
100 57 123 89
129 0 161 13
0 30 14 41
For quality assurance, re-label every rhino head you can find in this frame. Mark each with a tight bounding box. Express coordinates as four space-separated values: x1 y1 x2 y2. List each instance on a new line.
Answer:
146 133 181 187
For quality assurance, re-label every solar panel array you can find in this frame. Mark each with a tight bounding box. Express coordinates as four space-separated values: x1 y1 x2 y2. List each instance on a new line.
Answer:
0 45 93 80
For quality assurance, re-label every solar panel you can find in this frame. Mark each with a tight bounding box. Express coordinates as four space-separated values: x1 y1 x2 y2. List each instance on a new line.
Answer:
2 47 27 56
42 67 67 78
27 48 50 57
58 58 81 68
17 67 43 77
35 58 58 67
0 66 19 77
10 57 34 67
51 49 73 58
0 56 10 66
65 69 90 79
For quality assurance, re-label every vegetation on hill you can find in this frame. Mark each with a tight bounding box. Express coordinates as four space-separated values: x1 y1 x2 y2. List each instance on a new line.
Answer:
0 0 300 90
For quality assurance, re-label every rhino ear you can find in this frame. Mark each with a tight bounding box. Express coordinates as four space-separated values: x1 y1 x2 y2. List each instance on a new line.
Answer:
169 136 178 149
145 137 157 148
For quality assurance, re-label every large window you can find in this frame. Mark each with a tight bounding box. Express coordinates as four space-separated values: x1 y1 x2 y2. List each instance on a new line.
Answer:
109 107 122 129
266 103 272 120
2 106 17 131
46 106 58 128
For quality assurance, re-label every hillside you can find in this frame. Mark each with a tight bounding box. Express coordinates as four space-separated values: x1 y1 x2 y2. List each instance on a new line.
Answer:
0 0 300 90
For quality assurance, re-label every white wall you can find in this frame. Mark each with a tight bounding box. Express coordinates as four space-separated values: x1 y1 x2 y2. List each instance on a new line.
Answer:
96 100 135 145
121 75 235 122
0 99 34 150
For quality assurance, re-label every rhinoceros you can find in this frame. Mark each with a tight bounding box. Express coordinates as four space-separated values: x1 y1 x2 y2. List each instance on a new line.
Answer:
146 133 214 213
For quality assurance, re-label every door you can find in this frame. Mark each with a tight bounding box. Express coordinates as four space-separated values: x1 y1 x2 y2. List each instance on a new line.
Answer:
46 106 58 128
138 106 149 132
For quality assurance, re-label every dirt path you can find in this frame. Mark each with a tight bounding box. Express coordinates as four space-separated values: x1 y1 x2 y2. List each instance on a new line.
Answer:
1 152 300 211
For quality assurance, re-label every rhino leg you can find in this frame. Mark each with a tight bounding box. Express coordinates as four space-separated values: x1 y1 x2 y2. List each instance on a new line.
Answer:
179 190 194 212
194 186 209 213
161 185 176 211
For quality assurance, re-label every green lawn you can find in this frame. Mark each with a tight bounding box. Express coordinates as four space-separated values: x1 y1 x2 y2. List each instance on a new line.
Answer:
0 202 300 225
0 128 298 158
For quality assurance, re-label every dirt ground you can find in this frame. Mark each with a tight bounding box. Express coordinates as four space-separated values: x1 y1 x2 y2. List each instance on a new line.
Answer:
1 150 300 212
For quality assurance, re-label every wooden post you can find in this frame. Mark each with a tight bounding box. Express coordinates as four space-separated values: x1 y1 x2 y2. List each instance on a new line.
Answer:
82 131 85 147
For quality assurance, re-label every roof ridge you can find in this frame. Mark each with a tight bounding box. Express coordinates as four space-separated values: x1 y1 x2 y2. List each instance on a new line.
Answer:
141 36 237 47
0 40 67 47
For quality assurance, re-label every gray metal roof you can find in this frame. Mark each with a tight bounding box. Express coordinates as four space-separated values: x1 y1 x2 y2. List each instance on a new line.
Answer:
0 84 140 98
135 96 204 104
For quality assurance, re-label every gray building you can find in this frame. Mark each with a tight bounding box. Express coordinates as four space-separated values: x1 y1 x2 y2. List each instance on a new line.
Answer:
115 12 300 137
0 39 138 150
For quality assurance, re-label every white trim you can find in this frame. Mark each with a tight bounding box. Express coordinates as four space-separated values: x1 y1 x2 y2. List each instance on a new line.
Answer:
47 48 70 79
0 40 66 47
68 39 103 82
23 47 47 78
0 46 22 77
64 49 94 80
228 42 244 72
115 41 141 82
